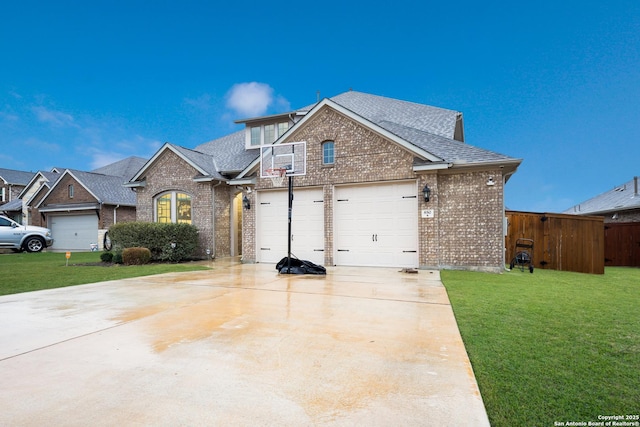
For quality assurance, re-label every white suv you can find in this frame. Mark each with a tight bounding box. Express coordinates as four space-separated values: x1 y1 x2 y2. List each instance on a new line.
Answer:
0 215 54 252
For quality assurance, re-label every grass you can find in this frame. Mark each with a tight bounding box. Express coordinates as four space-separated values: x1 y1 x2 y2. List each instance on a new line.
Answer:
0 251 210 296
442 267 640 427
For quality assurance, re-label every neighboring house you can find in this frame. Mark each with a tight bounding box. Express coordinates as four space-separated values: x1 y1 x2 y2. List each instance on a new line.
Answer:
0 168 35 221
33 157 146 251
18 170 62 226
129 91 522 272
564 176 640 267
0 198 24 223
564 176 640 222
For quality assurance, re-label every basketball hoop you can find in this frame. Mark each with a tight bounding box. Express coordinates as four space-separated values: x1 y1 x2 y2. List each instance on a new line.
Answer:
265 168 288 187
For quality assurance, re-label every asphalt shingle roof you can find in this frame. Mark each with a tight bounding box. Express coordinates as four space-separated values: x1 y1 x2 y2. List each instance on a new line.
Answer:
327 91 461 140
0 168 34 185
194 130 258 173
69 169 137 206
169 145 226 180
0 198 23 211
147 90 519 181
564 177 640 215
91 156 147 181
379 121 515 164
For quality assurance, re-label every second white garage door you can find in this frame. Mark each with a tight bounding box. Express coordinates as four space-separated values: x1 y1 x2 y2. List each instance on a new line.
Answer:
50 214 99 251
334 181 418 268
256 188 324 265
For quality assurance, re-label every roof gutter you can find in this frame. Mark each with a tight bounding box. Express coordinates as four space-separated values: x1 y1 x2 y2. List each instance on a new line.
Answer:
413 162 452 172
123 181 146 188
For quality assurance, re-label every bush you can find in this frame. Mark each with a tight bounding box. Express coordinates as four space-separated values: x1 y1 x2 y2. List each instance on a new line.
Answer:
100 252 114 263
122 247 151 265
113 252 123 264
108 222 199 262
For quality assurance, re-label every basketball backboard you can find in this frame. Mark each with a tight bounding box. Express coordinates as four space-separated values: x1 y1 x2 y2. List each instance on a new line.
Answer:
260 141 307 178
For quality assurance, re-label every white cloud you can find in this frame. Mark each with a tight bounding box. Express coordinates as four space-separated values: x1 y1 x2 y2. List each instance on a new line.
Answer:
32 106 77 127
225 82 275 117
90 151 124 169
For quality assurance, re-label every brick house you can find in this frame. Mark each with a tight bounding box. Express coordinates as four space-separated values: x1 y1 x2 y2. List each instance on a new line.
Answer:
129 91 521 272
0 168 35 222
32 157 145 251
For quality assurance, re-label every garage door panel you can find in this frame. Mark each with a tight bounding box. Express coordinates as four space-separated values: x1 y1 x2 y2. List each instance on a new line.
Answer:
50 215 98 251
257 188 324 265
334 182 418 268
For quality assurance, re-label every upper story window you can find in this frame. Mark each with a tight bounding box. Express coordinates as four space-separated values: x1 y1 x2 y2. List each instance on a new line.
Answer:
250 127 261 146
246 121 291 148
0 187 5 202
155 191 192 224
322 141 335 165
68 184 74 199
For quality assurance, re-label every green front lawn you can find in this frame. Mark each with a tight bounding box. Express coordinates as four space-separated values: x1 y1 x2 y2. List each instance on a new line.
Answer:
442 267 640 427
0 251 210 296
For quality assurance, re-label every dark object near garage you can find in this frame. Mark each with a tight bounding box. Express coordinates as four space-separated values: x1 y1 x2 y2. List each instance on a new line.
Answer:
276 257 326 275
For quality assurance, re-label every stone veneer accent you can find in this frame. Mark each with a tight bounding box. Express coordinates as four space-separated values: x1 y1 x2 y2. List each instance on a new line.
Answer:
243 105 506 272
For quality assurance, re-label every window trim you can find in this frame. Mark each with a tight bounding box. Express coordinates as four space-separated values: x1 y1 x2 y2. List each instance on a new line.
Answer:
245 121 291 149
322 140 335 166
154 191 193 224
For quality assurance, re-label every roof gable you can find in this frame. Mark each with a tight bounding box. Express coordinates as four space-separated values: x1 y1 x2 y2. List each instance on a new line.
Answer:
37 169 136 208
129 143 226 184
18 171 61 201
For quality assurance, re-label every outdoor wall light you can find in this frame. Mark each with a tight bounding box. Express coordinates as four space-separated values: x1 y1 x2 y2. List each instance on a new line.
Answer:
422 184 431 202
243 195 251 210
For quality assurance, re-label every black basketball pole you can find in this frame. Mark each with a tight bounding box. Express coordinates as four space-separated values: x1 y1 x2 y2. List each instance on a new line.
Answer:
287 174 293 273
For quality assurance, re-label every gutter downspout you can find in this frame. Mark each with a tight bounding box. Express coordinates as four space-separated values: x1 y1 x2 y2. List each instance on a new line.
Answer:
211 181 223 257
503 171 516 271
113 205 120 224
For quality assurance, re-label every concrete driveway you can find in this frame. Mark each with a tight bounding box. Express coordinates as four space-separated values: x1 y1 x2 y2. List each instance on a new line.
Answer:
0 261 489 426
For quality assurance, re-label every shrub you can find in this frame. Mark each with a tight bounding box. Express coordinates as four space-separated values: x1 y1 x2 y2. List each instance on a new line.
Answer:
100 252 114 263
108 222 199 262
113 252 123 264
122 247 151 265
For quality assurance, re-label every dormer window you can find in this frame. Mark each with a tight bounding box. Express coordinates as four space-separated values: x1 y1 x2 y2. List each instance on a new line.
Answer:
250 127 261 146
246 121 291 149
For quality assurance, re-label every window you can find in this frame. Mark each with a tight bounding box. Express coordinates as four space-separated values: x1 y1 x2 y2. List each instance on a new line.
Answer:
246 121 291 148
264 124 276 144
277 122 289 137
155 192 192 224
322 141 335 165
68 184 74 199
0 187 5 202
250 127 261 146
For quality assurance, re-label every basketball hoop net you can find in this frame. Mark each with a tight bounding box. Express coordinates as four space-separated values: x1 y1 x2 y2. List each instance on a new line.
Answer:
265 168 288 187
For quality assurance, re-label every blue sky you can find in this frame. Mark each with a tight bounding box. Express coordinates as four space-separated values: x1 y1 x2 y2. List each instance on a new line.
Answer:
1 1 638 212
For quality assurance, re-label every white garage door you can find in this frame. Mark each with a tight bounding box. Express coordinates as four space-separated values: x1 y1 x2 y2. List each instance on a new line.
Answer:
50 215 98 251
334 181 418 268
257 188 324 265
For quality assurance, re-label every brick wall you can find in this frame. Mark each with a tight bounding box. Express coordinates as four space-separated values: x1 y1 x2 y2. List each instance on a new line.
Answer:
436 170 504 272
44 174 95 205
135 149 231 258
244 105 507 271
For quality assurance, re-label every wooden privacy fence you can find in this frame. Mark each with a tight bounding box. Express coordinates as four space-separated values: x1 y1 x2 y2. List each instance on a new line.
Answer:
506 211 604 274
604 222 640 267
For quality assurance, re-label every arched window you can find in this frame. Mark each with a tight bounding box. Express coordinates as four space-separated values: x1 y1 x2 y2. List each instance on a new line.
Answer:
155 192 192 224
322 141 335 165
